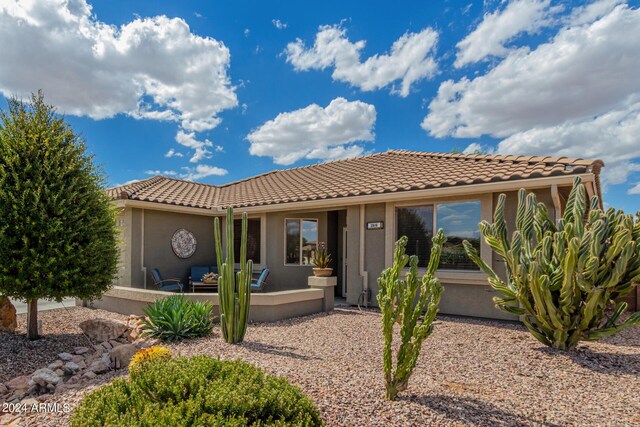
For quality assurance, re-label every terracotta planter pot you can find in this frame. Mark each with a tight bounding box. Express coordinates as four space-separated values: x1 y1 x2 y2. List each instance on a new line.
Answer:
312 268 333 277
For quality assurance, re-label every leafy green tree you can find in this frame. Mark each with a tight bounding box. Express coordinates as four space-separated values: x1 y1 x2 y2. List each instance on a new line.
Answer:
0 92 119 339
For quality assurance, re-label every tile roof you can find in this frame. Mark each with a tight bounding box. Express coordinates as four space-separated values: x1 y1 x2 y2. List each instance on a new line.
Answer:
107 150 604 210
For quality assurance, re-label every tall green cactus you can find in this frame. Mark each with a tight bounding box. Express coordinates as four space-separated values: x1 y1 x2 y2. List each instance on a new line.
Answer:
464 177 640 350
214 207 252 344
377 230 445 400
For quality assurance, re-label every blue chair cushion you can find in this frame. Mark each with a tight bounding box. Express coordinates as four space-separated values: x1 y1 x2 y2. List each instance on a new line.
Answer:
191 266 210 282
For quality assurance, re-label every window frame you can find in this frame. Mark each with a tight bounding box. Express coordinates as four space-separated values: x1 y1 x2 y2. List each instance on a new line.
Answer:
284 218 319 266
394 199 482 272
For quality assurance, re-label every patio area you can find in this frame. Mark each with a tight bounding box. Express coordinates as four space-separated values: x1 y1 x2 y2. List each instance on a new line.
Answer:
83 285 329 322
3 306 639 426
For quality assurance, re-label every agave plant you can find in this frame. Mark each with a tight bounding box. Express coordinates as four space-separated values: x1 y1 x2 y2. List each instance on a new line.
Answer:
311 243 332 269
464 177 640 350
141 295 214 341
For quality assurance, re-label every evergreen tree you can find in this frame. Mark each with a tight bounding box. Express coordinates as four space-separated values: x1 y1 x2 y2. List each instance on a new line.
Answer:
0 92 119 339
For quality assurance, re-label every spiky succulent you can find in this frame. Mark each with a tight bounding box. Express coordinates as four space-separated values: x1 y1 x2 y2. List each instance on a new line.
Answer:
464 177 640 350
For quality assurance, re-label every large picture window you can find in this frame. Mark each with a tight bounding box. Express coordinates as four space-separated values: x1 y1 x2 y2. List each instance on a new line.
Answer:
286 219 318 265
396 201 481 270
233 218 261 263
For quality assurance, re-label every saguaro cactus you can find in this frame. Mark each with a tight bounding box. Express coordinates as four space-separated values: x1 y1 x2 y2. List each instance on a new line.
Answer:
214 207 252 344
377 230 445 401
464 177 640 350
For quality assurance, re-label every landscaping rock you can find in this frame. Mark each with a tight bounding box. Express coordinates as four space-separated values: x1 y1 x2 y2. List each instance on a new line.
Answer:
72 355 84 364
110 343 137 369
10 389 27 401
6 375 30 390
0 382 7 395
79 318 127 342
63 361 81 375
82 371 97 380
0 296 17 333
74 346 90 355
87 360 110 374
58 352 73 362
101 341 112 350
47 360 64 371
31 368 60 387
54 369 64 377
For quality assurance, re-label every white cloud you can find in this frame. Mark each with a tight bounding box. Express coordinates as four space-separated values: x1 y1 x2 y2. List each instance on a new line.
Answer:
628 183 640 195
247 97 376 165
285 24 438 97
244 28 250 37
272 19 287 29
455 0 558 67
424 3 640 138
144 170 177 176
175 130 223 163
462 143 495 155
498 100 640 184
164 148 184 158
568 0 623 26
0 0 238 132
423 3 640 188
180 164 228 180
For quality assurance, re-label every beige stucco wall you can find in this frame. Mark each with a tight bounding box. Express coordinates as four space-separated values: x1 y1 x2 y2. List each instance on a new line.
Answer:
364 203 386 302
265 210 327 291
86 287 324 322
111 182 577 320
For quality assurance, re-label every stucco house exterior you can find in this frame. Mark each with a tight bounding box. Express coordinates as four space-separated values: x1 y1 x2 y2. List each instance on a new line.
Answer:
106 150 604 320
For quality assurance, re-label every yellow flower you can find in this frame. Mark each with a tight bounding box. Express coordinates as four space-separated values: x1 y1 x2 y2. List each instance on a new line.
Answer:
129 346 172 373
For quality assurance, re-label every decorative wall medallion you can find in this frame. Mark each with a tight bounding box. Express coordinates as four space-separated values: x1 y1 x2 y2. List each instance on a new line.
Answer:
171 228 197 258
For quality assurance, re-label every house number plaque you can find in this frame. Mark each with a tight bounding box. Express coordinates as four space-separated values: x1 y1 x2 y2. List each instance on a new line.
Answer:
367 221 384 230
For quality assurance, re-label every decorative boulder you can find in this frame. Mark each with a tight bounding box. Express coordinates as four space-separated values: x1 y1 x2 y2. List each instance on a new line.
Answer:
79 318 127 342
32 368 61 387
0 296 17 333
110 344 137 369
5 375 30 391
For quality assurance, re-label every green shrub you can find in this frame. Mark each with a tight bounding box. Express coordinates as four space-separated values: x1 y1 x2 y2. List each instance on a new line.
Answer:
70 356 323 427
141 295 214 341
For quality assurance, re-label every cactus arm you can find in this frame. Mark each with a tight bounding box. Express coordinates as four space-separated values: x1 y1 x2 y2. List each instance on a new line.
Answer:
213 207 252 344
380 231 445 400
522 317 552 347
585 312 640 340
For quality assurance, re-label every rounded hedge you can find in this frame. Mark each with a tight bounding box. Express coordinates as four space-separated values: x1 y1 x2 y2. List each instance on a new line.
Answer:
70 356 323 427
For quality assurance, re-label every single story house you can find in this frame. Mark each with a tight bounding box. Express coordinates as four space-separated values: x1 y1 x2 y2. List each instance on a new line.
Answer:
106 149 604 320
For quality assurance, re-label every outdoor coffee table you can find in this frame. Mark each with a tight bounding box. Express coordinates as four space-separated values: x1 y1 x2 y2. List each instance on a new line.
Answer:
191 280 218 292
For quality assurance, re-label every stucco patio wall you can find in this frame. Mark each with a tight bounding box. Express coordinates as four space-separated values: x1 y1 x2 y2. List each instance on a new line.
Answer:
81 286 324 322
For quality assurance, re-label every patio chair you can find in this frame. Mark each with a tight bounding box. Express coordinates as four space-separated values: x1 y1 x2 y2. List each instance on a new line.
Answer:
190 265 217 293
251 268 270 292
150 268 184 292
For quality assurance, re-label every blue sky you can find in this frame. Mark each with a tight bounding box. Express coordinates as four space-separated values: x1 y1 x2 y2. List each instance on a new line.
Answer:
0 0 639 213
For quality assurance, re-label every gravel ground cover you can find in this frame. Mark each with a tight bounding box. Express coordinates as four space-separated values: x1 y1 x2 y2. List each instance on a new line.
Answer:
2 306 639 426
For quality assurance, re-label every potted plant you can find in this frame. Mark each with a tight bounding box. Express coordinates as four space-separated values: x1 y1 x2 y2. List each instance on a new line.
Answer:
202 272 219 284
311 243 333 277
